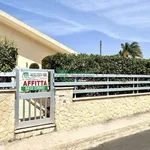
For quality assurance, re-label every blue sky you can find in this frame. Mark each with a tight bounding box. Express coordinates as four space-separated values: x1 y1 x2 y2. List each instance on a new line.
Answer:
0 0 150 57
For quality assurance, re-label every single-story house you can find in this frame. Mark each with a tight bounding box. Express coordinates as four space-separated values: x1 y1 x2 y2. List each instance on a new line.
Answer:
0 10 77 68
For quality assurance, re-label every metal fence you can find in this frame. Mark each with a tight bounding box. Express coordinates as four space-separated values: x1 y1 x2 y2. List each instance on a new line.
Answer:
2 70 150 128
0 71 16 89
55 74 150 98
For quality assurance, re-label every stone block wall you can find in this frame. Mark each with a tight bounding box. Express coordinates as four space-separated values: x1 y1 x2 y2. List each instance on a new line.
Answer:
0 91 15 142
1 88 150 142
15 125 55 140
55 88 150 131
0 91 54 142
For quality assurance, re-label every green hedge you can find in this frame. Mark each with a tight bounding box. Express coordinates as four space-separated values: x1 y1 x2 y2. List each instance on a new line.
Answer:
42 53 150 74
29 63 40 69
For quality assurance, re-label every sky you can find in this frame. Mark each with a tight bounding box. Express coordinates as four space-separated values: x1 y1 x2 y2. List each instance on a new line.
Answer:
0 0 150 58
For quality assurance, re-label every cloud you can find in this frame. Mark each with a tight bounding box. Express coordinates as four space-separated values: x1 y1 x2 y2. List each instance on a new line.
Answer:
0 0 123 39
101 1 150 29
26 20 88 36
57 0 143 11
0 0 88 35
1 0 150 42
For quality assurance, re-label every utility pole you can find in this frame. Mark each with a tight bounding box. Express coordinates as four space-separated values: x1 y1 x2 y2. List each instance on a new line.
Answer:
100 40 102 56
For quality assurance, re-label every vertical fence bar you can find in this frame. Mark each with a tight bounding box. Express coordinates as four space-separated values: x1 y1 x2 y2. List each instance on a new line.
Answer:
133 78 135 94
137 78 139 93
40 98 42 119
12 74 15 89
107 77 109 96
23 100 25 121
15 68 20 128
34 99 36 120
74 77 77 98
29 99 31 120
45 98 47 118
50 70 55 122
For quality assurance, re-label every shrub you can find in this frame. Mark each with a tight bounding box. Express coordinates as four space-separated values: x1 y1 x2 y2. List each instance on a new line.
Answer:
29 63 40 69
42 53 150 74
0 37 18 72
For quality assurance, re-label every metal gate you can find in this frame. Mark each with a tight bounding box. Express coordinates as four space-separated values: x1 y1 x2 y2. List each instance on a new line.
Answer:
15 68 55 129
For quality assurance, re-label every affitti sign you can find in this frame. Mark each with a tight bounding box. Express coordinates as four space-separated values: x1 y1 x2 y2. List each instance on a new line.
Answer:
20 71 49 92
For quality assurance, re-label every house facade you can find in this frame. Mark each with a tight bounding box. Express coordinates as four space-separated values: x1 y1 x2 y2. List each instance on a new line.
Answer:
0 10 76 68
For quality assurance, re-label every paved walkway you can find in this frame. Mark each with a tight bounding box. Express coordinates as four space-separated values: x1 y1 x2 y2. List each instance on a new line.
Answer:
2 112 150 150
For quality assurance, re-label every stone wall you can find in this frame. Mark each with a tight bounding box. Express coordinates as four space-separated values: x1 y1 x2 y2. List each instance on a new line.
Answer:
55 88 150 131
15 124 55 140
0 91 54 142
1 88 150 142
0 91 15 142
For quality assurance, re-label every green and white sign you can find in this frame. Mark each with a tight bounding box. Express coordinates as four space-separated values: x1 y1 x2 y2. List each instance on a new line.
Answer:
20 71 48 92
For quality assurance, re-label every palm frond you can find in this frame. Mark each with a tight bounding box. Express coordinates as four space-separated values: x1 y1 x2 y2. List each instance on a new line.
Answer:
119 41 143 58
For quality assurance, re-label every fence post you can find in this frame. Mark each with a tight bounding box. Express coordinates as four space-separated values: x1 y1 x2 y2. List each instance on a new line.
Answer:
107 77 109 96
133 78 135 94
50 70 55 123
74 77 77 98
15 68 20 129
137 78 139 93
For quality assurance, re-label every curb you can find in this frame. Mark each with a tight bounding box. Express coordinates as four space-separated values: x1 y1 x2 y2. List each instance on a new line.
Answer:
50 120 150 150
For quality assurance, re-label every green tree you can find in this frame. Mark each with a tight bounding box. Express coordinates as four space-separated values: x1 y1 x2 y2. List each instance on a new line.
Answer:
0 37 18 72
119 42 143 58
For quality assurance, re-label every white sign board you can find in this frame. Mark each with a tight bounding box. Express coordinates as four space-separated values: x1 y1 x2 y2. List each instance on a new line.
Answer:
20 71 48 92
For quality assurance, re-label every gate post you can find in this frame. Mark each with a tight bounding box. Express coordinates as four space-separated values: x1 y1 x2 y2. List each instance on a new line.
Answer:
50 70 55 123
15 68 20 129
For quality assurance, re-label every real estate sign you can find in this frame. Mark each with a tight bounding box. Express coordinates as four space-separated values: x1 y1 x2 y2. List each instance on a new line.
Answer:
20 71 49 92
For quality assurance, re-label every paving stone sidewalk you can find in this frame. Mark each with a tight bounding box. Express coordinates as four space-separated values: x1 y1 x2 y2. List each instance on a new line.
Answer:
2 112 150 150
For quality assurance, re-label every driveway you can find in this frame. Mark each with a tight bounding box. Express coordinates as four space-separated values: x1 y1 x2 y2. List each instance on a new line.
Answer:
88 129 150 150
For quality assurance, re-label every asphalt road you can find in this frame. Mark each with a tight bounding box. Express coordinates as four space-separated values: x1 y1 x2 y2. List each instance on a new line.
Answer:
88 130 150 150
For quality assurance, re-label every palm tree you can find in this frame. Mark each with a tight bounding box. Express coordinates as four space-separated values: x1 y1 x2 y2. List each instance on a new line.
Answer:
119 42 143 58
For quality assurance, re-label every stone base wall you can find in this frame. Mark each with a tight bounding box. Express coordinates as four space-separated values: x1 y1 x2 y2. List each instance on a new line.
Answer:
1 88 150 141
0 91 54 142
0 91 15 142
55 88 150 131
